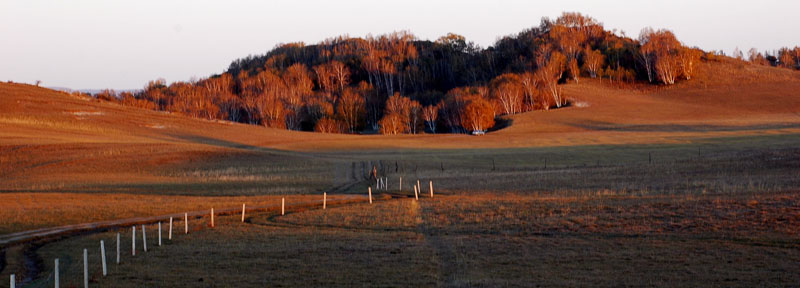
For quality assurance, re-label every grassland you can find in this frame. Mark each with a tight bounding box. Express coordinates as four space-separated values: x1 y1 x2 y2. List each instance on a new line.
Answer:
17 191 799 287
1 61 800 286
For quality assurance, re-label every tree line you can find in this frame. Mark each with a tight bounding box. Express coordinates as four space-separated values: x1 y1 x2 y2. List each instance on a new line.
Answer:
98 12 762 134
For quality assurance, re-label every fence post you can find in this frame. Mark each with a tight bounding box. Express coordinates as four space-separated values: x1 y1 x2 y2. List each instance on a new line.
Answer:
211 208 214 228
169 217 173 240
10 274 14 288
417 180 420 193
83 248 88 288
100 240 107 276
241 203 246 222
158 222 162 246
55 258 60 288
184 213 188 234
132 226 136 256
430 181 434 198
116 233 120 264
414 185 419 200
281 198 285 216
400 176 402 191
142 224 147 252
368 187 373 204
323 192 327 209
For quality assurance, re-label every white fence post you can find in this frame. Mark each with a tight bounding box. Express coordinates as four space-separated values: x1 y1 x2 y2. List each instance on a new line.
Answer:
281 198 285 215
158 222 162 246
368 187 373 204
211 208 214 228
242 203 246 222
116 233 120 264
323 192 327 209
142 224 147 252
184 213 188 234
400 176 402 190
169 217 173 240
417 180 420 193
10 274 14 288
100 240 107 276
414 184 419 200
55 258 60 288
132 226 136 256
83 248 88 288
430 181 434 198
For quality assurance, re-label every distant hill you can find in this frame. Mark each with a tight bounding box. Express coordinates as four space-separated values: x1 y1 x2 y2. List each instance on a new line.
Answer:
28 12 800 137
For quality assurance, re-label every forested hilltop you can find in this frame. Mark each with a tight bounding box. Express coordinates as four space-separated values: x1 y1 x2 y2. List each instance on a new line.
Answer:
96 12 800 134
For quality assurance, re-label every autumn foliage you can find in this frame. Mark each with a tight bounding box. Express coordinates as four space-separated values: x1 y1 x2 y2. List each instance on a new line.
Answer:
97 12 758 135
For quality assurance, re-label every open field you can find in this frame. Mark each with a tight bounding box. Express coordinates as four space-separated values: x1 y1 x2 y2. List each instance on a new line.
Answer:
12 192 799 287
2 62 800 286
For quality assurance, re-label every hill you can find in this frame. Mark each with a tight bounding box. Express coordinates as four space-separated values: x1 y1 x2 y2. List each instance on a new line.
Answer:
99 12 800 137
2 57 799 192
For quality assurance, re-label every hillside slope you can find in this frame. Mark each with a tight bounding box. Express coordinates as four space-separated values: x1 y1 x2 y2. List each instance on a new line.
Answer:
1 61 799 191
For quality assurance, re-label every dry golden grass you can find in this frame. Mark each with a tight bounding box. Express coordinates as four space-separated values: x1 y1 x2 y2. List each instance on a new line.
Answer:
28 215 438 287
0 193 336 235
15 192 799 287
2 63 800 286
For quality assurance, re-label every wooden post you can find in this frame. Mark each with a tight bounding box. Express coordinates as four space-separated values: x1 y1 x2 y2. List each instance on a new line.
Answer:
55 258 60 288
281 198 285 216
83 248 88 288
211 208 215 228
100 240 107 276
169 217 173 240
142 224 147 252
323 192 327 209
368 187 373 204
184 213 188 234
241 203 246 222
414 185 419 200
158 222 162 246
10 274 14 288
430 181 434 198
116 233 120 264
400 176 402 190
417 180 420 193
132 226 136 256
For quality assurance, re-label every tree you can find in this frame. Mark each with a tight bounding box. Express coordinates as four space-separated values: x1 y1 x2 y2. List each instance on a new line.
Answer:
732 47 744 60
678 48 702 80
283 63 313 130
582 47 605 78
313 62 345 96
382 92 422 134
519 72 539 111
489 73 523 115
642 29 681 85
536 50 567 108
422 105 439 133
462 96 495 133
314 117 345 133
378 113 407 134
637 27 656 83
778 47 796 69
748 48 768 65
329 61 351 93
335 87 365 133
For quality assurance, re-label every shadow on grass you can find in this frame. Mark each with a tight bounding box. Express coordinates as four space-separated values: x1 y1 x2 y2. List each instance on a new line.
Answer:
572 120 800 132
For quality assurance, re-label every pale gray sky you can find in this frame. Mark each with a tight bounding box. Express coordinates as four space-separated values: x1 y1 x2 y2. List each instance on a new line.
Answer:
1 0 797 90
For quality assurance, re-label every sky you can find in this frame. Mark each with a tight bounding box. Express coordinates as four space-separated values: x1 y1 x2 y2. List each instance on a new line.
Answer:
1 0 798 90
